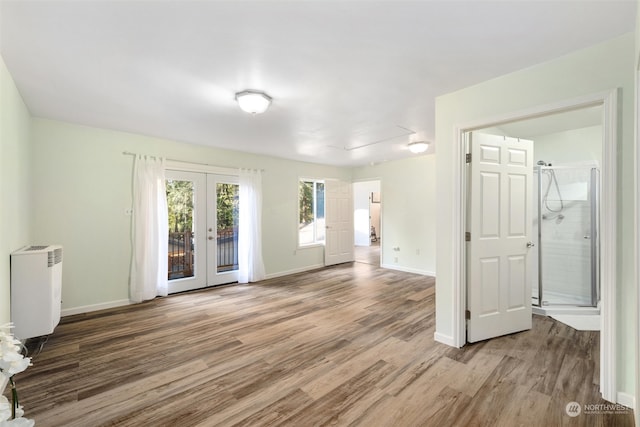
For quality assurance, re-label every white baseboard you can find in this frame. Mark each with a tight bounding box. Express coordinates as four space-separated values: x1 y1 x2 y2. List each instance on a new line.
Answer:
265 264 324 280
616 391 635 409
434 331 457 347
380 263 436 277
61 299 131 317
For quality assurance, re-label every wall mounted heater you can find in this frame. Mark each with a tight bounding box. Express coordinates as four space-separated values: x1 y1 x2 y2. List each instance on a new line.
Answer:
10 245 63 340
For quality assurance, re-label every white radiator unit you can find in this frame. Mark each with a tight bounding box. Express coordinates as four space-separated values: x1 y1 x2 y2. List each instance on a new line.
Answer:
10 245 63 340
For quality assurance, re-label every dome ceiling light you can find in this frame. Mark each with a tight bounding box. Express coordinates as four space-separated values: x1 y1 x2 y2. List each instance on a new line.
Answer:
408 141 429 154
235 90 272 114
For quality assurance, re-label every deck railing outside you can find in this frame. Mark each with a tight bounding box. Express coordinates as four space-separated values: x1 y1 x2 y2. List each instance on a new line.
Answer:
217 228 239 272
168 228 238 279
168 231 193 279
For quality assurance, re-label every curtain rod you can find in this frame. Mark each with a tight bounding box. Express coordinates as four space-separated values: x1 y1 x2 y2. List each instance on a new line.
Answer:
122 151 264 172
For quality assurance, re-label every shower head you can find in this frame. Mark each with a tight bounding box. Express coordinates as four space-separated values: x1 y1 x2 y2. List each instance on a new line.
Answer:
537 160 547 166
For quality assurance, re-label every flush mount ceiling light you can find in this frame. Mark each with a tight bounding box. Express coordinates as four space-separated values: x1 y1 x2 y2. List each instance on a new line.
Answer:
235 90 272 114
408 141 429 154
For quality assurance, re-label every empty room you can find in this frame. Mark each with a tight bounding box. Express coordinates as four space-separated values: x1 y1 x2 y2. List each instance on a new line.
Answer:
0 1 639 426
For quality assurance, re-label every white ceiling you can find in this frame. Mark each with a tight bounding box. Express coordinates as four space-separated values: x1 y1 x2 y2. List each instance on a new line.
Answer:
0 1 635 167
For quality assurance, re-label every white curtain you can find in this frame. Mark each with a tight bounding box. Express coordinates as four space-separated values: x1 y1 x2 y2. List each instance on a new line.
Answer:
238 169 266 283
130 155 169 302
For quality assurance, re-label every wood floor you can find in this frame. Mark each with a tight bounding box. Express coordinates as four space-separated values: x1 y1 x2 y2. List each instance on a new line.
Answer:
9 261 634 426
354 242 380 267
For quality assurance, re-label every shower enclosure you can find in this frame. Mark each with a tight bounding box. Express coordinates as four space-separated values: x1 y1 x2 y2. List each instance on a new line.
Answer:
531 163 599 314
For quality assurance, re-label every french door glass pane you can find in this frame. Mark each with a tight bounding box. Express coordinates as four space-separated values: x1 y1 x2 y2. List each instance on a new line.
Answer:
166 179 195 280
216 183 239 273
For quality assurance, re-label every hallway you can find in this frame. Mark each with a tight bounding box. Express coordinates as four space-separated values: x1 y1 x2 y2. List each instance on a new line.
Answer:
354 242 380 267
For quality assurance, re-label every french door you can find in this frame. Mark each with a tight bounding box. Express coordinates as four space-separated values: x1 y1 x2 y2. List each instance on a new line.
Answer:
166 170 239 293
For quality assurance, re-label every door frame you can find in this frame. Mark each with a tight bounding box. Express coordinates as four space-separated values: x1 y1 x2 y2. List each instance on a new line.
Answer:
451 89 618 402
166 161 240 291
352 179 382 247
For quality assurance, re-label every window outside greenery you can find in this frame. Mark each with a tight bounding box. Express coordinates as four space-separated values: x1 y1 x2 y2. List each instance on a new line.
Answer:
167 180 194 233
216 183 239 232
299 179 325 245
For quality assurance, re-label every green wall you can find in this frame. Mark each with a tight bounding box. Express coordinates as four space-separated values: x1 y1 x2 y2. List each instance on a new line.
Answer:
29 117 437 313
434 33 636 396
352 155 436 275
0 56 32 323
30 118 351 312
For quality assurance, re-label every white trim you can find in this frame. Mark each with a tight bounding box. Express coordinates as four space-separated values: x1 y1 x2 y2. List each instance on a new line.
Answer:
61 299 131 317
599 89 618 403
453 125 467 348
450 89 618 401
635 65 640 427
380 264 435 277
264 264 325 280
617 391 635 410
433 331 458 347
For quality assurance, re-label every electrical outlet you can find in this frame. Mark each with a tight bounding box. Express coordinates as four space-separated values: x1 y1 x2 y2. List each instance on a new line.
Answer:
394 257 398 263
416 249 420 255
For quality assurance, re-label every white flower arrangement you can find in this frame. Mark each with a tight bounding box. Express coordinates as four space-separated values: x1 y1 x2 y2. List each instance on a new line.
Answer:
0 324 33 427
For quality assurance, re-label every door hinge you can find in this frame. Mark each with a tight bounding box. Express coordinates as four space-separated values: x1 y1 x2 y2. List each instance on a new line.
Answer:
465 231 470 242
466 153 472 163
465 309 471 320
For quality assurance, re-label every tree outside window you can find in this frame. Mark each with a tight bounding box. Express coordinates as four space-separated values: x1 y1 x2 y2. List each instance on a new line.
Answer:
299 179 325 245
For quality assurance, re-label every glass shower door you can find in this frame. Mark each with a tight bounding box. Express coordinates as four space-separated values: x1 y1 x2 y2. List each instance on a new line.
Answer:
538 166 598 307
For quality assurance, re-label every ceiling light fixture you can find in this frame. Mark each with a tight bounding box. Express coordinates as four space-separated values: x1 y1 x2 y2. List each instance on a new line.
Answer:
235 90 272 114
408 141 429 154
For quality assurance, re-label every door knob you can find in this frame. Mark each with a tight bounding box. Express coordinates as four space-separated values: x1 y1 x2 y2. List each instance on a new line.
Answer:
208 236 214 240
526 242 535 248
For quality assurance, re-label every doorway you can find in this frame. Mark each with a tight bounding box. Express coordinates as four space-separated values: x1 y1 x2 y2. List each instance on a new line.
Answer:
456 90 618 401
468 106 603 328
353 180 381 266
166 170 239 293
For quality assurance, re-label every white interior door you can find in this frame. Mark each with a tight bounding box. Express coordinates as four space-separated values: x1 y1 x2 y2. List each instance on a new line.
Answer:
166 171 238 293
325 179 354 266
467 132 534 342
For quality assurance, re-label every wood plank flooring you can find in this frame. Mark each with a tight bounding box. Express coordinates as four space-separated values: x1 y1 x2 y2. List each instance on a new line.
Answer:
8 261 634 426
354 243 380 266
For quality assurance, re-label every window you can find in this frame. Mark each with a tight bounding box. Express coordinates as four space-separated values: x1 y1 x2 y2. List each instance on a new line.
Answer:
299 179 325 245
